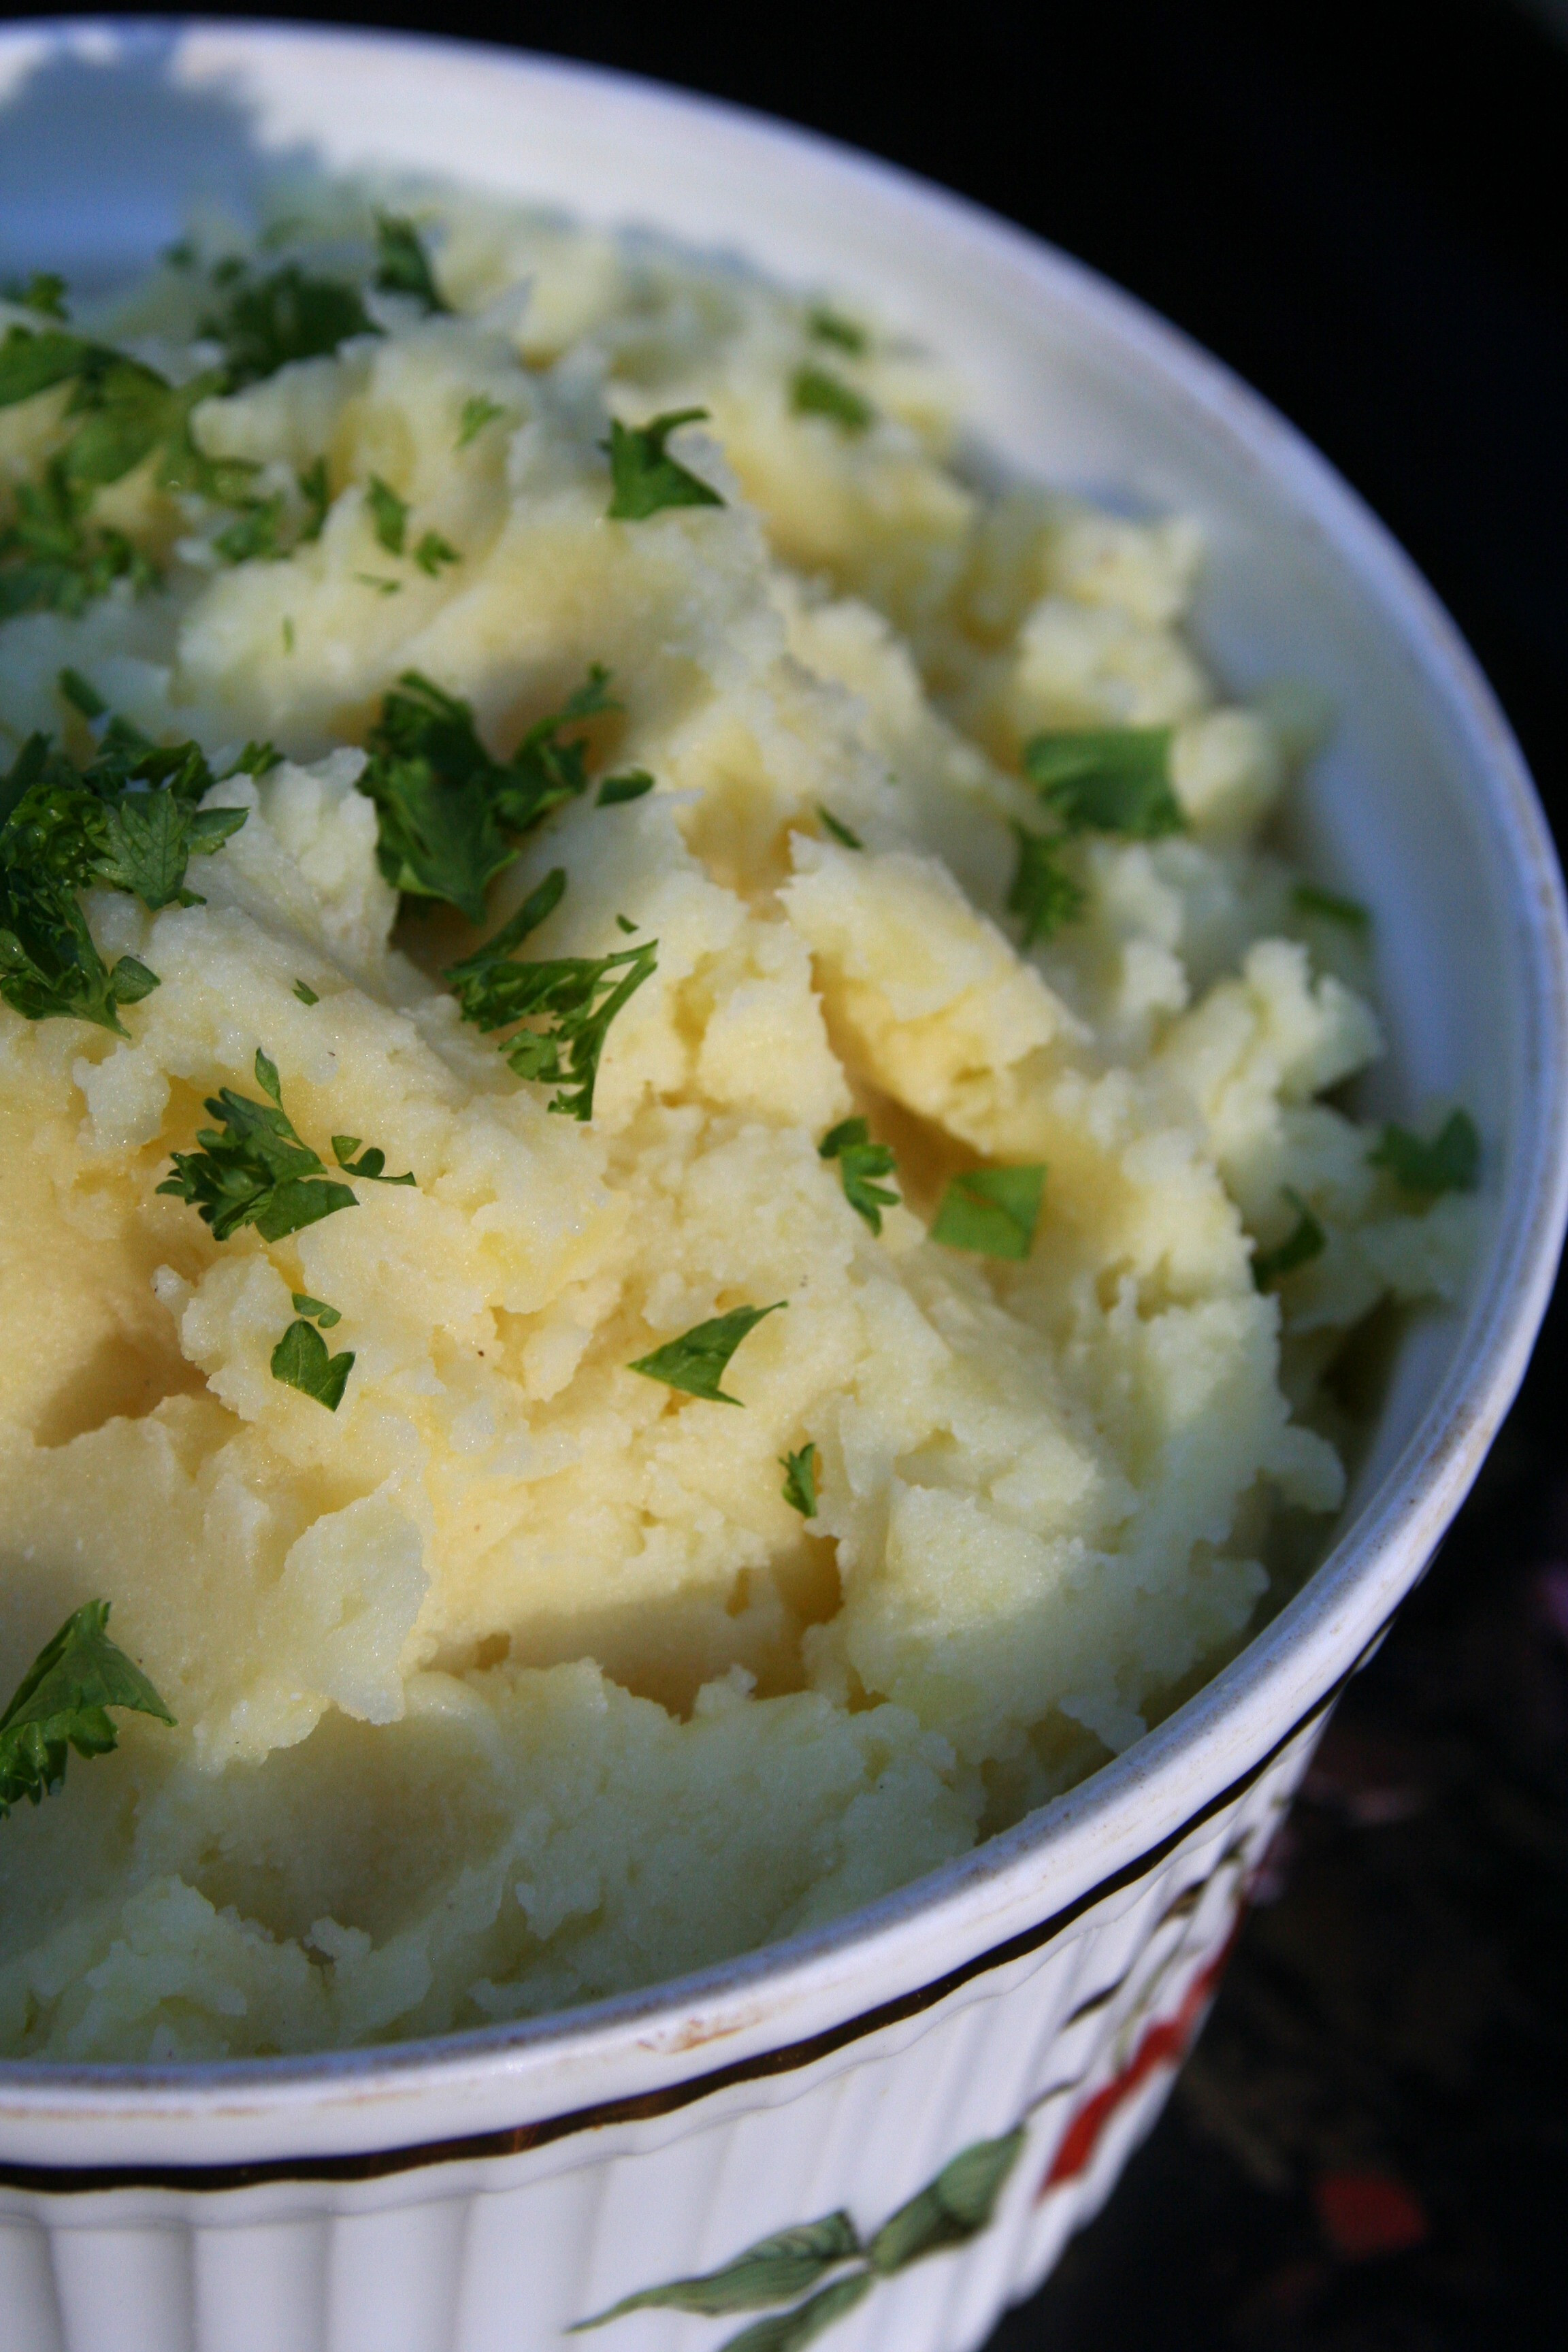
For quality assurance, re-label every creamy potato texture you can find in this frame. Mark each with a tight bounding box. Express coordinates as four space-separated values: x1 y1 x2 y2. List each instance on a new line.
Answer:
0 193 1471 2058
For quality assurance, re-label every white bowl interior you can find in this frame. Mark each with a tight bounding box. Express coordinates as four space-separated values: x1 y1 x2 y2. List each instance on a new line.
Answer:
0 20 1563 2133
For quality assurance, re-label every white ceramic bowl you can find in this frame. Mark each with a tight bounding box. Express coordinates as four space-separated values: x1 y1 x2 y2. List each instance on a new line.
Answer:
2 20 1565 2352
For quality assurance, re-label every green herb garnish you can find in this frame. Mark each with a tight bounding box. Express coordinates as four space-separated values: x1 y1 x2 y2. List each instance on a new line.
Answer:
791 365 874 433
297 456 330 540
458 393 506 448
355 572 402 595
293 979 319 1005
604 408 725 521
358 666 616 922
56 666 105 720
445 868 657 1121
156 1047 370 1242
817 806 863 849
930 1164 1045 1260
1291 881 1370 932
3 272 69 320
808 307 867 355
819 1117 900 1235
629 1302 786 1406
374 213 448 314
414 529 459 576
201 262 378 391
270 1318 355 1411
290 1291 342 1327
597 770 655 807
1023 729 1183 838
1252 1188 1326 1290
780 1441 819 1516
214 492 286 565
1007 826 1086 946
1368 1109 1480 1199
1 1600 173 1821
366 474 408 556
330 1132 415 1184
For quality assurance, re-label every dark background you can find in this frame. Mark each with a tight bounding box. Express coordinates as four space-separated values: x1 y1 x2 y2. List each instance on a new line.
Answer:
12 3 1568 2344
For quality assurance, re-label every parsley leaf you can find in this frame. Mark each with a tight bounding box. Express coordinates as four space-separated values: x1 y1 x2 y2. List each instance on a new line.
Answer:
3 272 68 320
780 1441 819 1516
291 1291 342 1327
297 456 330 540
270 1318 355 1411
630 1302 787 1405
791 365 874 433
358 668 615 921
57 666 105 719
817 806 863 849
201 262 378 391
0 457 156 619
808 307 867 355
331 1133 415 1185
1292 881 1371 932
820 1117 900 1234
92 787 248 911
446 869 657 1121
1252 1188 1327 1290
597 769 655 806
1368 1109 1480 1198
1 1599 174 1821
156 1047 363 1241
458 393 506 448
293 979 319 1005
931 1164 1045 1260
367 474 408 555
374 213 448 313
1007 825 1086 946
604 408 725 520
214 492 287 565
1023 729 1183 838
414 529 459 576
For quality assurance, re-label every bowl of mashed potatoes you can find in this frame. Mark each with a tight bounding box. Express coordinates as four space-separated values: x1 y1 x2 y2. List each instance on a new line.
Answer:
0 23 1563 2352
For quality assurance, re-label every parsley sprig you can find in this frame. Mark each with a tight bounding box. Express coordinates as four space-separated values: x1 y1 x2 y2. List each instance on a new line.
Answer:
199 261 378 391
445 868 657 1120
604 408 725 520
819 1117 900 1234
157 1048 412 1242
373 214 448 314
1 1600 173 1821
1368 1109 1480 1199
1252 1188 1326 1290
930 1165 1045 1260
271 1316 356 1411
630 1303 787 1406
1022 728 1184 840
357 667 617 922
0 720 252 1033
780 1441 819 1516
1006 826 1086 947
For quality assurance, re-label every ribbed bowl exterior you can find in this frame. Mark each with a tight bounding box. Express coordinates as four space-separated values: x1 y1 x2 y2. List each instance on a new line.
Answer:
1 21 1566 2352
0 1718 1322 2352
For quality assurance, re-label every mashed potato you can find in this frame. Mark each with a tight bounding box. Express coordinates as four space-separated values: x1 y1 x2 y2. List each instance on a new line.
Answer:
0 191 1472 2060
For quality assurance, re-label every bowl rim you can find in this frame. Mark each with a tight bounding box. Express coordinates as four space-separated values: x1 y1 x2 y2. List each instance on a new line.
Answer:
2 12 1566 2146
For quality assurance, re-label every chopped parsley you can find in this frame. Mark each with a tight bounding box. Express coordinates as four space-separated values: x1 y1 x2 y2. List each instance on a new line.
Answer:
1368 1109 1480 1198
367 474 409 556
931 1164 1045 1260
214 492 286 565
357 666 617 922
1252 1188 1326 1290
808 307 867 355
293 979 320 1005
1 1599 174 1821
355 572 402 595
297 456 331 541
1292 881 1371 932
0 463 155 619
57 666 105 720
0 721 250 1031
270 1317 355 1411
1023 729 1184 838
629 1302 786 1405
156 1047 369 1242
819 1116 900 1234
445 868 657 1121
330 1132 415 1185
1007 826 1085 946
597 769 655 807
201 261 378 391
780 1441 819 1516
414 529 459 576
291 1291 342 1327
3 272 69 319
458 393 506 448
817 805 863 849
791 366 874 433
604 408 725 520
374 214 448 314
